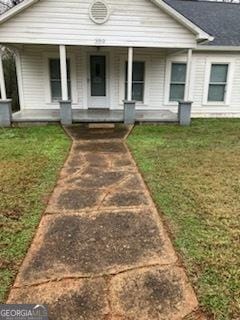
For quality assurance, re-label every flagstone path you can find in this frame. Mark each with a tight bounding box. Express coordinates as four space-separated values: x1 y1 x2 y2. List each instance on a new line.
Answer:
7 125 202 320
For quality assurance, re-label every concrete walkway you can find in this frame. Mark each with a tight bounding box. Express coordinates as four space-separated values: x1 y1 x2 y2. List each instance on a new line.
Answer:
8 125 200 320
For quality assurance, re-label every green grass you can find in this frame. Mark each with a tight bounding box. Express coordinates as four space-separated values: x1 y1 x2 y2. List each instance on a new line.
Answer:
127 119 240 320
0 126 70 302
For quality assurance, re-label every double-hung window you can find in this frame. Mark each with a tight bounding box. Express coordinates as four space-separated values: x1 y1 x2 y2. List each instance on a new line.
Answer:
125 61 145 102
207 64 228 102
169 63 186 101
49 59 71 102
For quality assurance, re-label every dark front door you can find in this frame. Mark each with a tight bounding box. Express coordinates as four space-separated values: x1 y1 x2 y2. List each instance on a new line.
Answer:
89 55 107 108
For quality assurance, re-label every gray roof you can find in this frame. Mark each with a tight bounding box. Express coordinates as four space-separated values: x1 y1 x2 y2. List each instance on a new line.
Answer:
164 0 240 46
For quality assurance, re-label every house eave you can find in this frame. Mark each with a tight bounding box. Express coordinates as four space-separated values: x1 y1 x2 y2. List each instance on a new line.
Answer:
196 45 240 51
0 0 213 44
0 0 40 25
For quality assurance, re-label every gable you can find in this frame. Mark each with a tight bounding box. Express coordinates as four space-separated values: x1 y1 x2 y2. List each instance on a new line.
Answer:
0 0 200 47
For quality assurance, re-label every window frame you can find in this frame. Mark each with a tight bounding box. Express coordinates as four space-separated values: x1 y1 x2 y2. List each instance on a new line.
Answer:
49 58 71 102
203 58 234 106
169 62 187 102
164 57 189 106
43 52 77 105
125 61 145 103
119 55 149 107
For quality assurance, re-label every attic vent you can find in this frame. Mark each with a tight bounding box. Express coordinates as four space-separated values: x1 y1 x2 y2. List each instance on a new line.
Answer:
89 0 109 24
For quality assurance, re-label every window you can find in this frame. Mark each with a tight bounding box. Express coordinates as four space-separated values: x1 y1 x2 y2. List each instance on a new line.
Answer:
49 59 71 101
125 61 145 102
169 63 186 102
208 64 228 102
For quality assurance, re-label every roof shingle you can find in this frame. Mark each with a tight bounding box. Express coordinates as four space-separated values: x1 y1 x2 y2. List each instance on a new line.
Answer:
164 0 240 46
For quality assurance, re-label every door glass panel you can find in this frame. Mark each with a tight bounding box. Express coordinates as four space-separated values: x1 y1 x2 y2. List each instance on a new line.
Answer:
90 56 106 97
210 64 228 83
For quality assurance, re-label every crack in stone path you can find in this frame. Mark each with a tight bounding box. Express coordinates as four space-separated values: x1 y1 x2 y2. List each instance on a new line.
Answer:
8 125 201 320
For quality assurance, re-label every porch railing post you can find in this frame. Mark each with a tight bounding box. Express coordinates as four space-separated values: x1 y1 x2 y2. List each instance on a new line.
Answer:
59 45 72 125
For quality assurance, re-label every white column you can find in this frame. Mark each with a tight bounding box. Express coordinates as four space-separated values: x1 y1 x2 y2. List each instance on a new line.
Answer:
184 48 192 101
127 47 133 101
0 52 6 100
59 45 68 101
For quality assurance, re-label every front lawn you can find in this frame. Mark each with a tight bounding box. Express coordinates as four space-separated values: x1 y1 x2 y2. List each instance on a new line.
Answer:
127 120 240 320
0 126 70 302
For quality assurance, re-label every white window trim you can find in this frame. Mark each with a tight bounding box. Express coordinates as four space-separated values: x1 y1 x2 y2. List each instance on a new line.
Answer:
119 55 149 107
164 57 189 106
43 52 77 105
203 58 235 107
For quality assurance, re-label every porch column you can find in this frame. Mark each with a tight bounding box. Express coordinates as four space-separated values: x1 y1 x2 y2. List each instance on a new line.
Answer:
59 45 72 125
0 50 12 127
127 47 133 101
0 51 6 100
178 48 193 126
184 48 192 101
59 45 68 100
124 47 136 125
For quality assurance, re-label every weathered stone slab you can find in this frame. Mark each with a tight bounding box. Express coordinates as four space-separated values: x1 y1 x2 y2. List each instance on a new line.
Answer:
103 190 150 208
66 168 127 189
9 278 109 320
110 266 198 320
66 124 129 140
14 211 177 286
46 186 104 213
74 141 128 154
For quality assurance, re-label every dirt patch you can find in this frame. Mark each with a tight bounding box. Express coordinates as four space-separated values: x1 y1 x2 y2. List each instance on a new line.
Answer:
21 211 166 282
110 266 198 320
8 278 109 320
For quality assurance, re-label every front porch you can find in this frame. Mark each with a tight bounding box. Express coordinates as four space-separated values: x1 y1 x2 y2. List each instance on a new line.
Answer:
12 109 178 124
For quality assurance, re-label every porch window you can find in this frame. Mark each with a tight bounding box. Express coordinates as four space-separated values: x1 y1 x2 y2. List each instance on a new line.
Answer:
169 63 186 101
208 64 228 102
125 61 145 102
49 59 71 101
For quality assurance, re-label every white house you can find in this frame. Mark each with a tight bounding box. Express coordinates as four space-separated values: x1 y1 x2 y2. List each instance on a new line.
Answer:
0 0 240 125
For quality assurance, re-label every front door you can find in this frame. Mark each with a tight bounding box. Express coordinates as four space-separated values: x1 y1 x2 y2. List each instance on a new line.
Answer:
88 55 108 108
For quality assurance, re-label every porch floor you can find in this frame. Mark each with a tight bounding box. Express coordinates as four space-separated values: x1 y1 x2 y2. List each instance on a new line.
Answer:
12 109 178 123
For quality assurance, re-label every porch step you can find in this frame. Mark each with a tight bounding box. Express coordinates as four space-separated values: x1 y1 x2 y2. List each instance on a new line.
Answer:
88 123 116 129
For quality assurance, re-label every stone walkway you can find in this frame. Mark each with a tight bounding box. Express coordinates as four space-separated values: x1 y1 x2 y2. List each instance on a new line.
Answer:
8 125 201 320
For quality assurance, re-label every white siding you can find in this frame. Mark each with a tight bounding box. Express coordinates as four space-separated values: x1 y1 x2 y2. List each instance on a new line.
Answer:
0 0 196 48
18 45 240 116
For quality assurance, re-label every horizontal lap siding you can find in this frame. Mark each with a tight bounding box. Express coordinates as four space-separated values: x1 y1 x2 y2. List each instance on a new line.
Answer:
20 48 45 109
19 47 240 115
0 0 195 47
20 46 168 110
191 52 240 115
